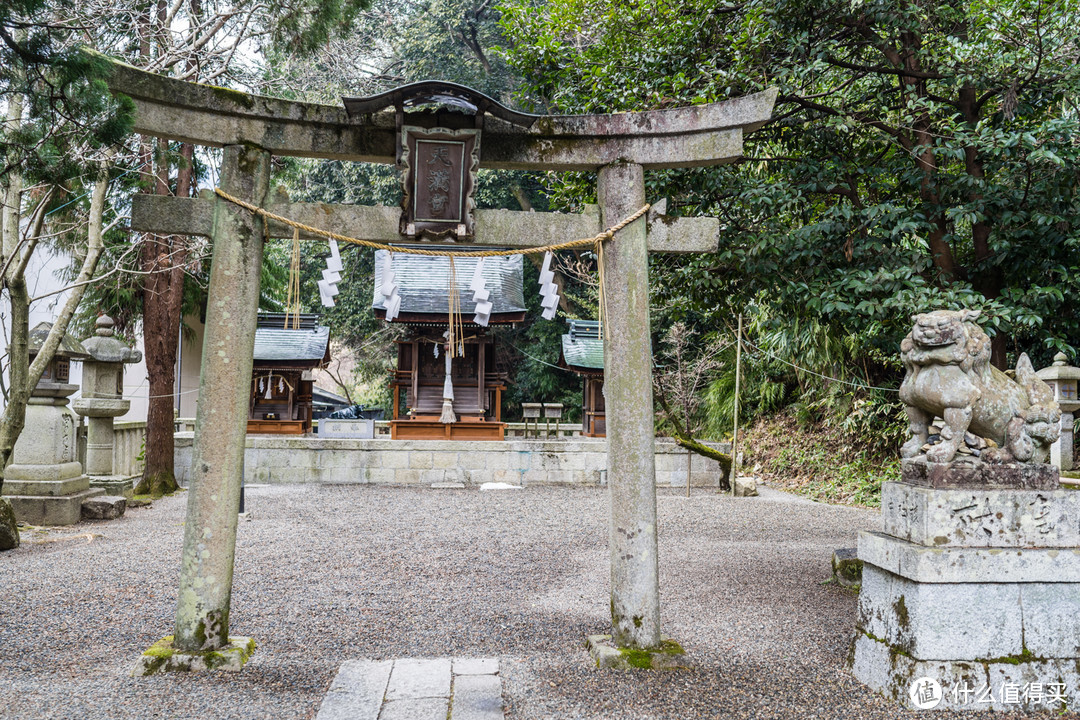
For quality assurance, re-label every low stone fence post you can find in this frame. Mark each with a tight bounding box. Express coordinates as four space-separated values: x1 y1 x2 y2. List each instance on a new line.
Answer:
113 421 147 478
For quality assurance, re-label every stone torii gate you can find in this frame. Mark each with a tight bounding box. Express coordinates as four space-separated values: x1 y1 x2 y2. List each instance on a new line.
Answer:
108 62 776 672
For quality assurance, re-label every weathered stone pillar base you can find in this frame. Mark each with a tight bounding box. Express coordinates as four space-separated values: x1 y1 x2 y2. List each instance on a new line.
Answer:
3 394 102 526
88 474 137 500
851 478 1080 711
132 636 256 676
852 625 1080 711
586 635 686 670
2 486 103 526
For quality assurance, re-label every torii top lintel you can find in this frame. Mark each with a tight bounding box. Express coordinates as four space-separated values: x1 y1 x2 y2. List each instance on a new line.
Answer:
105 60 777 172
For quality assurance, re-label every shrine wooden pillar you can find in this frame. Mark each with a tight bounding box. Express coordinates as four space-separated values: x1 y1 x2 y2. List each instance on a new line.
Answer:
598 162 661 649
172 144 269 656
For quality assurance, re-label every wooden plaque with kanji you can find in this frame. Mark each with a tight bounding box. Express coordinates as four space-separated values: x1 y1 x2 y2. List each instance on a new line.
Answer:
400 125 479 239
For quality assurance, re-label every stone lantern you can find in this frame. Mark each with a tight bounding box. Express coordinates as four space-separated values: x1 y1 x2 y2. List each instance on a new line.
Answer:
72 315 143 497
1 322 100 525
1037 352 1080 471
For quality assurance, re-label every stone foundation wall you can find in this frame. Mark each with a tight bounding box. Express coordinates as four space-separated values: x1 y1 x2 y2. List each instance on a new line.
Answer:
173 434 729 487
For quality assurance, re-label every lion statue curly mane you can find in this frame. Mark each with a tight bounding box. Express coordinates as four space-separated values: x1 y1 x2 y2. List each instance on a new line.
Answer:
899 309 1059 464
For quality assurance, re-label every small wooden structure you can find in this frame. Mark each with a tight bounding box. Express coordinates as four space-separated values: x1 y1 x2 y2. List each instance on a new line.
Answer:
247 313 330 434
560 319 605 437
374 250 524 440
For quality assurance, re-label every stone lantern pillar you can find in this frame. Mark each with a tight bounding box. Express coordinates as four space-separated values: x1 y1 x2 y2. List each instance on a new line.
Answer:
1 323 101 525
72 315 143 498
1037 352 1080 471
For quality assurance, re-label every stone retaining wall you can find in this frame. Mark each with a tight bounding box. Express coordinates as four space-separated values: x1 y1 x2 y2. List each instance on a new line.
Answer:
173 433 729 487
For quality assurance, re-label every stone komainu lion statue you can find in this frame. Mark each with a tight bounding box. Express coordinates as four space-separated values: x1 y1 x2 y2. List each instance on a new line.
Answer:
899 309 1060 464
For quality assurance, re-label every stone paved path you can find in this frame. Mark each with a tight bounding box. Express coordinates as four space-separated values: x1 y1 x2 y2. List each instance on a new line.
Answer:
316 658 504 720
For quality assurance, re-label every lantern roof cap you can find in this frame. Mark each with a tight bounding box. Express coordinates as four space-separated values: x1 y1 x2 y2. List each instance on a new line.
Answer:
26 321 89 360
1037 355 1080 381
81 315 142 363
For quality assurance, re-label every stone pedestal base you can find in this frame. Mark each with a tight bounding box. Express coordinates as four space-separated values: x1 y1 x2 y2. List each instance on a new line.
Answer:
852 631 1079 711
852 529 1080 711
88 475 136 500
901 457 1060 490
3 487 104 526
585 635 686 670
132 636 256 676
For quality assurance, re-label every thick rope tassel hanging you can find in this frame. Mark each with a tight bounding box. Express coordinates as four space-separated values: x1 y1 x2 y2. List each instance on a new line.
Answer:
439 348 456 424
441 257 462 424
283 228 302 328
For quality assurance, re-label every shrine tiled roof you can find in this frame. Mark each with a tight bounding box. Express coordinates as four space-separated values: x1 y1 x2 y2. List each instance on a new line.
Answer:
561 319 604 371
371 250 525 317
252 323 330 362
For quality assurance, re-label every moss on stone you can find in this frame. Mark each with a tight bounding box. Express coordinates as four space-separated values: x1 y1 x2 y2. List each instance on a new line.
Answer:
893 595 909 630
134 636 256 676
210 85 256 110
142 636 176 658
617 639 685 669
977 647 1040 665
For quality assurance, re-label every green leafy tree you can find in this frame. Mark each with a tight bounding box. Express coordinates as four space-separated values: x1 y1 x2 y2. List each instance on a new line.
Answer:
501 0 1080 449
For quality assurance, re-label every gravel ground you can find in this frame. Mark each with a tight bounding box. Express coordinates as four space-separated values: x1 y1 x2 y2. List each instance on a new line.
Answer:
0 483 1071 720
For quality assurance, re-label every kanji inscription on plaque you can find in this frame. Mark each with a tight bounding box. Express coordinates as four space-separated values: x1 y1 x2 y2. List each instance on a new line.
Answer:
400 126 479 238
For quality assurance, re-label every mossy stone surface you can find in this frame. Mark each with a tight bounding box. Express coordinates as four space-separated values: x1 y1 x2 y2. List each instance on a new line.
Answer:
586 634 687 670
131 636 256 676
831 548 862 587
0 498 20 550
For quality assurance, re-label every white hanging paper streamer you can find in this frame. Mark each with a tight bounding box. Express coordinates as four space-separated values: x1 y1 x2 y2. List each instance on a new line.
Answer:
326 238 343 272
470 258 493 326
538 251 560 320
318 279 337 307
381 253 401 321
439 335 457 424
319 238 345 307
384 293 402 322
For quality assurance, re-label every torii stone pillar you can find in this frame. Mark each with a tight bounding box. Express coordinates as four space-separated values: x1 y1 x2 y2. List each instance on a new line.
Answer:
597 162 661 649
134 144 268 673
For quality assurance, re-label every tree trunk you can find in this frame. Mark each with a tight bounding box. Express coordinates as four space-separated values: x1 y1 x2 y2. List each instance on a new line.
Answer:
136 232 182 496
958 85 1007 369
135 138 189 497
672 435 732 487
0 277 31 492
135 3 200 496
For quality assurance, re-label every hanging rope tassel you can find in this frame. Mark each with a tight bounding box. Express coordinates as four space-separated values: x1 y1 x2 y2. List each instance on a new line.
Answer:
284 227 302 328
440 258 462 424
439 338 457 424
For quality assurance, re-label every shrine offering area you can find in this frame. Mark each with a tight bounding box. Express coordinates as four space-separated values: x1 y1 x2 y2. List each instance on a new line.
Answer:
0 484 1005 720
